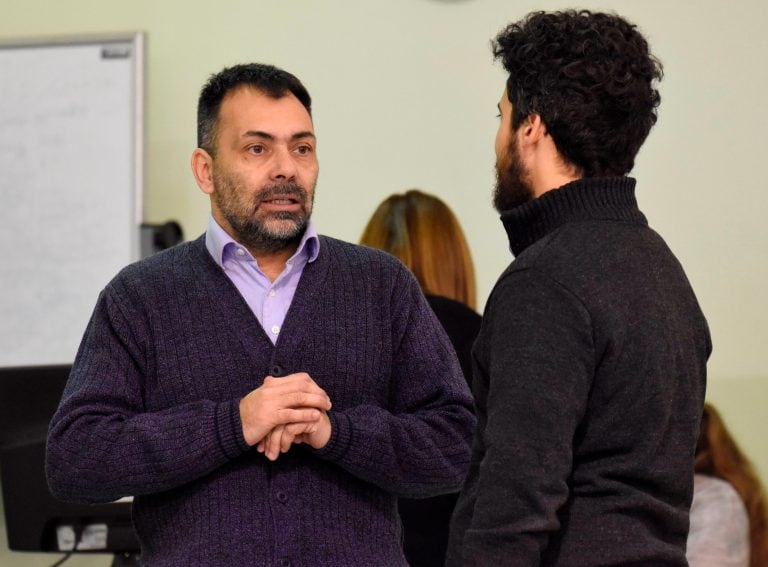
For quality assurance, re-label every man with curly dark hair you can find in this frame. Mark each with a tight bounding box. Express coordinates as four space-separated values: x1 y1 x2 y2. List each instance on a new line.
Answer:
447 10 711 566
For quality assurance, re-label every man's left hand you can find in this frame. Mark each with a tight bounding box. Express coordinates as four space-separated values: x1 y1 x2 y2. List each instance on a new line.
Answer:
257 411 332 460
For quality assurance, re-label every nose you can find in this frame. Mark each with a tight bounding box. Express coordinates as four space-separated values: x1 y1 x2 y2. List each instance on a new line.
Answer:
270 146 297 182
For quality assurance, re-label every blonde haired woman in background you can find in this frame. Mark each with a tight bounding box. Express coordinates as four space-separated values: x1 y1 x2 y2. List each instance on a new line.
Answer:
361 189 481 566
687 403 768 566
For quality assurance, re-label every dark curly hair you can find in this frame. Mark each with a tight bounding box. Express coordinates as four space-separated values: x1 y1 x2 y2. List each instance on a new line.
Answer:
197 63 312 156
493 10 663 177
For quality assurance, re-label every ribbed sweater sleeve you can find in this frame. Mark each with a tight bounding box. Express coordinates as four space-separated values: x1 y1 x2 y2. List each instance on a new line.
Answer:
312 262 475 497
46 255 250 503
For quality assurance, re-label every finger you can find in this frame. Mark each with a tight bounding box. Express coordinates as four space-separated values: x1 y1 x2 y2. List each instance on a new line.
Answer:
263 373 316 387
288 391 332 410
258 385 331 411
284 421 318 437
264 373 330 398
276 408 322 425
279 428 295 453
293 433 308 445
266 426 284 461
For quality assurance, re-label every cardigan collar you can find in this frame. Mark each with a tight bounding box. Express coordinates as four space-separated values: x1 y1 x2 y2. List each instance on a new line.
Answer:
500 176 647 257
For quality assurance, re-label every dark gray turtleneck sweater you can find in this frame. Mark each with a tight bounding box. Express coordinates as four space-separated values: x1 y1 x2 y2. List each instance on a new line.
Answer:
448 177 710 566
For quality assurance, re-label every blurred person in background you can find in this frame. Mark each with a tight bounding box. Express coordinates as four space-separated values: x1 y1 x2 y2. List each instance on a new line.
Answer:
688 402 768 567
361 188 481 566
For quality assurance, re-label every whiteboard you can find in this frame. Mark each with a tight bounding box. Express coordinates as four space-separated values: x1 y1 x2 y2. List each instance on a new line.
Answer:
0 33 143 367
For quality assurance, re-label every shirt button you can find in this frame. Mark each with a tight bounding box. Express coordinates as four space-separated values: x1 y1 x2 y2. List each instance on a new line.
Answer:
268 289 276 297
276 491 288 503
271 325 280 335
236 248 245 257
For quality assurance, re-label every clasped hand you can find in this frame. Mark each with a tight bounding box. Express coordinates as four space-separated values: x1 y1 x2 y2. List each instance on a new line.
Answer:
239 372 332 461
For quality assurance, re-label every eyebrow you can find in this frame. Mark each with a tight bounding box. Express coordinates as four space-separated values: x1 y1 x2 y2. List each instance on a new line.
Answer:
242 130 316 142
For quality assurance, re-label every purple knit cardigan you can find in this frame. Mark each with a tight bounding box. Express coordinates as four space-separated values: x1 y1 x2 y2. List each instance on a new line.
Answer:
46 235 475 566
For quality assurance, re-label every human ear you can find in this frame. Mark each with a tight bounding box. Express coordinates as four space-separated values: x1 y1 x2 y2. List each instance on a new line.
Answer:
191 148 215 195
521 113 547 146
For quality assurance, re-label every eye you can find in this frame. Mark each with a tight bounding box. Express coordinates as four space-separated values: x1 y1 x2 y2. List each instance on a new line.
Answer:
247 144 265 155
295 144 313 155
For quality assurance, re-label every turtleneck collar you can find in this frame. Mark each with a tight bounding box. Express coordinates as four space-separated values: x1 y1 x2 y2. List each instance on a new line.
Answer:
500 176 647 257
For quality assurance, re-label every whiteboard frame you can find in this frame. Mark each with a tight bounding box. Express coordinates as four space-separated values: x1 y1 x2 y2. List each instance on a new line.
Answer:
0 32 144 228
0 32 145 367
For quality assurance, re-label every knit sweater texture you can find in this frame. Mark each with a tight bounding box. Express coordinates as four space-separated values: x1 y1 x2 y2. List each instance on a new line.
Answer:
46 235 476 567
399 294 482 567
447 177 711 566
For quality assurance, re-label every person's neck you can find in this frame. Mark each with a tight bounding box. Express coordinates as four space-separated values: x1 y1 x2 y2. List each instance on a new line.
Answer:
533 174 580 198
251 246 297 282
213 212 303 282
527 136 581 199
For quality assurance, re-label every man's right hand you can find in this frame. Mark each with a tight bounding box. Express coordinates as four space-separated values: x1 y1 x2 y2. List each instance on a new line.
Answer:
239 372 331 448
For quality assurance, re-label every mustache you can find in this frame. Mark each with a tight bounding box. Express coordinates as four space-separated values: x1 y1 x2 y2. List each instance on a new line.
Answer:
255 182 308 202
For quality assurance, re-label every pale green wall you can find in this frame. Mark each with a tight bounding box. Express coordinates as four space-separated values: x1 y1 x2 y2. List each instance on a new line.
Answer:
1 1 766 563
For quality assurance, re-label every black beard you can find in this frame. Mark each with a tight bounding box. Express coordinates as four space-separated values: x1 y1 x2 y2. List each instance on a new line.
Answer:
218 181 312 254
493 143 534 212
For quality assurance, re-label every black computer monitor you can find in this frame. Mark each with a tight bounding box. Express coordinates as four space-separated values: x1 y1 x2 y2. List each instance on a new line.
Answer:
0 365 139 561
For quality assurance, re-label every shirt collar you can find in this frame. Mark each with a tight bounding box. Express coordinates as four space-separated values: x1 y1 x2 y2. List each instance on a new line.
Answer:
205 216 320 268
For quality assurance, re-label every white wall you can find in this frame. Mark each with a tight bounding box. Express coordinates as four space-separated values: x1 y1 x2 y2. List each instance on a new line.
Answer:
1 1 766 563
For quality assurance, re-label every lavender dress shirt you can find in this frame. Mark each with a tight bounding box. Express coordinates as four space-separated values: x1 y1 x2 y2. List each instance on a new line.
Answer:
205 216 319 344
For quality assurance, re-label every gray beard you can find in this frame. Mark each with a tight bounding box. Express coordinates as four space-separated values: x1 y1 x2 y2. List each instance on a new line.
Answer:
214 180 313 254
224 209 308 254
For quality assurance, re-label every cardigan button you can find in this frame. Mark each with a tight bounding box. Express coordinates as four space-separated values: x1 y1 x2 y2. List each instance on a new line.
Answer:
280 558 291 567
276 491 288 503
270 365 283 377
